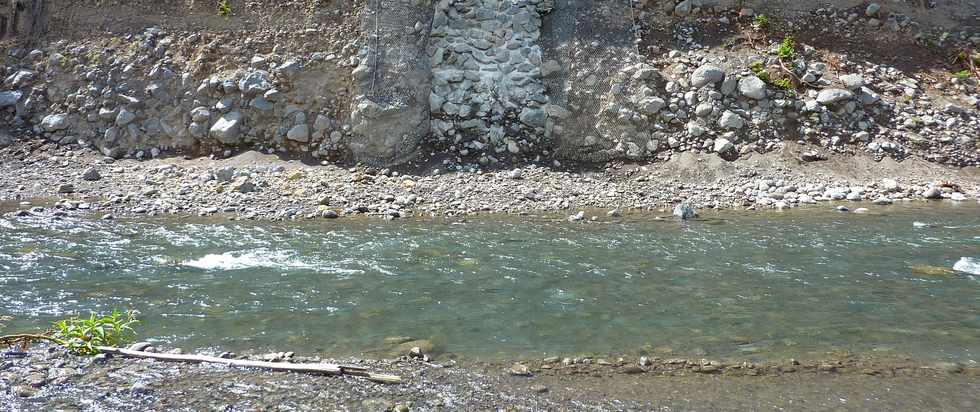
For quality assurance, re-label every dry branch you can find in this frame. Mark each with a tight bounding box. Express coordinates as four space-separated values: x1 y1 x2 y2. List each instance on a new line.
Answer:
96 346 402 384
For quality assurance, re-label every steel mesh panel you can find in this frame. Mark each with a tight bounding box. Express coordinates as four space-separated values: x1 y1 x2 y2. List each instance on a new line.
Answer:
542 0 638 161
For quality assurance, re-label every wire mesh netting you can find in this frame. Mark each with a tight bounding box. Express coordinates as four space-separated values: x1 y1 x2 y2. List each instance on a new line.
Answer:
541 0 639 161
354 0 434 164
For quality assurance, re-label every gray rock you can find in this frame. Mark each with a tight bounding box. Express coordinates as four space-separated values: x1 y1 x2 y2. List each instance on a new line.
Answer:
115 108 137 126
694 103 714 117
210 112 244 144
720 76 737 95
673 202 697 220
215 166 236 182
519 107 546 127
923 187 942 199
639 97 666 114
738 75 767 99
713 138 734 153
840 74 865 90
0 90 21 107
82 167 102 181
238 70 272 97
286 124 310 142
866 3 881 17
674 0 692 17
230 177 256 193
41 114 70 132
816 89 853 105
58 184 75 194
718 110 744 129
190 107 211 123
568 211 585 222
691 65 725 88
4 70 35 88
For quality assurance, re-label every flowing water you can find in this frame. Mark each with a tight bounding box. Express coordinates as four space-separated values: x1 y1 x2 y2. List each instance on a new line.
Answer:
1 204 979 363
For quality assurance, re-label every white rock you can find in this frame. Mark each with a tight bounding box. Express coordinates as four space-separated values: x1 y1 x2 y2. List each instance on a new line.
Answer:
713 138 734 153
717 110 744 129
816 89 853 105
209 112 244 144
738 75 767 100
41 114 70 132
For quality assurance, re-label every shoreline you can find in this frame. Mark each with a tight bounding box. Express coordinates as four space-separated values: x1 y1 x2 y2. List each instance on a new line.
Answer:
1 342 977 410
1 140 978 223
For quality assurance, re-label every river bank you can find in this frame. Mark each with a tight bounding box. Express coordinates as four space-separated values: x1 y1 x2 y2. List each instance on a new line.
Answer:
1 139 978 222
1 342 978 411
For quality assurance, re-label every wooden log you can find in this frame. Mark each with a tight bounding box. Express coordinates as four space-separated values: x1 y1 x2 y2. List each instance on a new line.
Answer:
95 346 402 384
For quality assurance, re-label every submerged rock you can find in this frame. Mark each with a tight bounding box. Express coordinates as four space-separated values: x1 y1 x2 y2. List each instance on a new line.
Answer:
673 202 697 220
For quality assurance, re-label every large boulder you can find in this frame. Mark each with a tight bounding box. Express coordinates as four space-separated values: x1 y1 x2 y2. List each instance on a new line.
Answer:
209 112 244 144
286 124 310 143
690 65 725 88
738 75 767 100
0 91 22 108
41 114 70 132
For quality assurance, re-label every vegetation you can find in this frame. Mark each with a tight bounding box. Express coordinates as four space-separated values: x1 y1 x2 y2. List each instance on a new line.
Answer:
753 14 770 30
0 310 139 356
53 310 140 355
776 36 796 61
952 70 971 79
750 61 795 95
217 0 232 17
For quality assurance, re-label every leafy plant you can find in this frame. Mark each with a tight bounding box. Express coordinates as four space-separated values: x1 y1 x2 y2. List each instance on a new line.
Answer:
773 78 793 90
217 0 232 17
750 61 795 95
52 310 139 355
753 14 770 30
952 70 971 79
777 36 796 61
749 61 772 83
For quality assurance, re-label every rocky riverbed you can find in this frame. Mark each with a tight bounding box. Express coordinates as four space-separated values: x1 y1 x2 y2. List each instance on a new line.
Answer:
1 138 978 222
1 342 978 411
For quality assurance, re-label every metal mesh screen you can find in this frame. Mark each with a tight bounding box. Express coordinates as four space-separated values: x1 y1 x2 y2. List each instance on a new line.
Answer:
353 0 434 164
542 0 639 161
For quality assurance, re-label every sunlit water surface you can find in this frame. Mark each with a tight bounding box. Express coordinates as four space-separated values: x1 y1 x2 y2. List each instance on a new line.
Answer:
1 204 978 362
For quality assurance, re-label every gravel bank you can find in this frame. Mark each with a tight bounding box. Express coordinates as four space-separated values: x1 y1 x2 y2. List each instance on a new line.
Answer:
1 139 978 222
2 343 979 411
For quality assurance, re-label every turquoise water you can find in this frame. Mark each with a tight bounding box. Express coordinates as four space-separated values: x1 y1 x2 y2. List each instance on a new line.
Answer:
1 204 979 362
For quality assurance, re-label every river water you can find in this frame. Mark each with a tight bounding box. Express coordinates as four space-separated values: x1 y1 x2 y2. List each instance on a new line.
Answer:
1 204 978 363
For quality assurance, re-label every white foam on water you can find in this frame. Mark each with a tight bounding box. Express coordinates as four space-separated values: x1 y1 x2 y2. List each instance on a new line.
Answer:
952 257 980 275
182 249 316 271
0 219 14 229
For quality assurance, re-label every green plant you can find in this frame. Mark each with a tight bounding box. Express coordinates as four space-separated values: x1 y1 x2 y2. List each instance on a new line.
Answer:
749 61 771 82
52 310 139 355
777 36 796 61
952 70 971 79
753 14 770 30
773 78 793 90
217 0 232 17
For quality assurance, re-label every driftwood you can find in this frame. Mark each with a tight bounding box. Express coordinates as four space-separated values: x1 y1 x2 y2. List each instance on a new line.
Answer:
95 346 403 384
0 333 401 384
